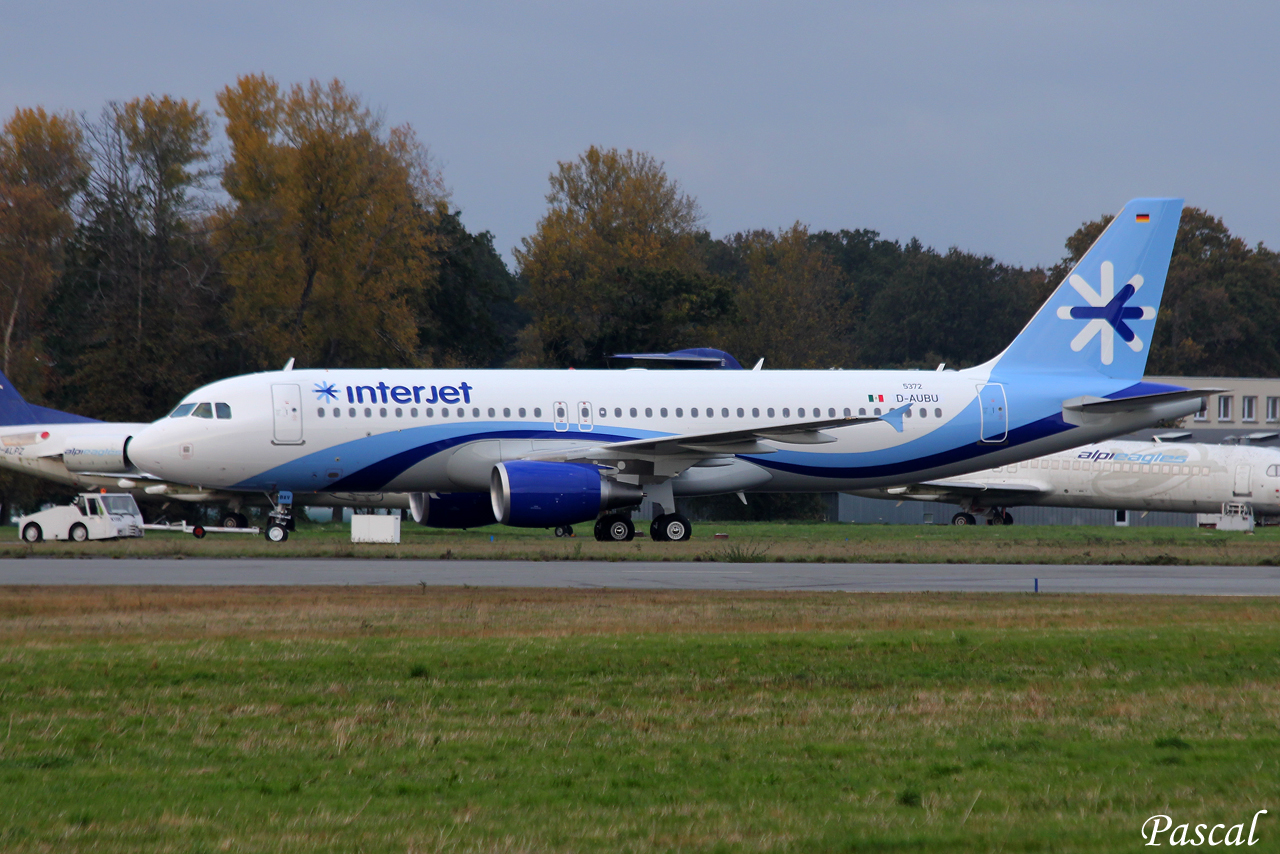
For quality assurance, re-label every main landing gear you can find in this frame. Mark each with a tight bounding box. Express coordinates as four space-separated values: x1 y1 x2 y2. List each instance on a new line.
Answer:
594 514 635 542
951 509 1014 526
650 513 692 542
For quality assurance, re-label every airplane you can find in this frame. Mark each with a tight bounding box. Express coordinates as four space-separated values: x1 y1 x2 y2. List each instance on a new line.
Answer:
126 198 1216 544
0 374 409 526
849 439 1280 524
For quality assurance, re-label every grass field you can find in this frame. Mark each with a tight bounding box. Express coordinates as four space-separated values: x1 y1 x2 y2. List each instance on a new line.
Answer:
4 519 1280 565
0 586 1278 852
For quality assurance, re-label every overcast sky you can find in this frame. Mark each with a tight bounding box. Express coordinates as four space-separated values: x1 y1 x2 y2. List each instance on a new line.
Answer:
4 2 1277 269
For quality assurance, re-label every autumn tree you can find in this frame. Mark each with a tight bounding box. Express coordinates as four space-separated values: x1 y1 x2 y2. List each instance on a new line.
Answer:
42 95 227 421
515 146 714 366
214 75 443 369
0 107 89 388
709 224 854 369
1053 208 1280 376
415 209 524 368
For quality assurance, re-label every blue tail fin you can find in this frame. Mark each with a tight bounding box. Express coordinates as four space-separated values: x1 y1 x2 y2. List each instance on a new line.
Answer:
992 198 1183 378
0 372 99 426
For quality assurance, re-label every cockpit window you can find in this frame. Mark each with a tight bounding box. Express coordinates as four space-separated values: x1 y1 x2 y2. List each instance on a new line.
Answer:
169 403 196 418
192 403 214 419
215 403 232 419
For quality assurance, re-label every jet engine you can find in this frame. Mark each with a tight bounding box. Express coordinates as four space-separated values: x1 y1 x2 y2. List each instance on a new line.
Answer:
408 492 497 529
490 461 644 527
62 434 136 474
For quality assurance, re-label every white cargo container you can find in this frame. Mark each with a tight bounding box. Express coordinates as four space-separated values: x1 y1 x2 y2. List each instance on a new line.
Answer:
351 514 401 544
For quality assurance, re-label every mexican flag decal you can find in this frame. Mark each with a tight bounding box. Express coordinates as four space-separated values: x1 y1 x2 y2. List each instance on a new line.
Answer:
867 394 884 402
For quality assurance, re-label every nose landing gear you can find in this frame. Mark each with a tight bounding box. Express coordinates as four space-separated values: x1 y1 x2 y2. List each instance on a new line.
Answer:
264 490 293 543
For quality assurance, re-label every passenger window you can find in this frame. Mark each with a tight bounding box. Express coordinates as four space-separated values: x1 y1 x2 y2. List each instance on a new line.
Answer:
215 403 232 419
557 406 565 418
676 408 683 417
380 408 387 417
169 403 196 418
904 408 912 418
782 408 790 418
645 408 652 417
767 408 775 417
442 408 449 418
614 407 621 418
690 408 697 417
364 408 372 417
736 408 744 417
660 408 668 417
630 408 638 417
317 408 326 417
843 408 851 417
348 407 356 417
828 408 836 417
934 408 942 418
458 408 465 417
192 402 213 418
580 406 588 418
752 408 759 417
410 408 418 417
874 408 881 415
488 408 495 417
858 408 866 416
503 408 510 417
395 408 403 417
333 407 340 417
426 408 434 417
473 408 480 418
918 408 925 418
518 408 526 417
533 408 542 418
797 408 805 417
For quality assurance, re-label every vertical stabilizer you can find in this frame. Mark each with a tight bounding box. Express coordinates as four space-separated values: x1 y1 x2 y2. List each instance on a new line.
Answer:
992 198 1183 378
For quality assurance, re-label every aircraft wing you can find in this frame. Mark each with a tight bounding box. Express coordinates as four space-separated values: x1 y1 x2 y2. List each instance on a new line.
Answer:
875 479 1052 502
522 415 875 468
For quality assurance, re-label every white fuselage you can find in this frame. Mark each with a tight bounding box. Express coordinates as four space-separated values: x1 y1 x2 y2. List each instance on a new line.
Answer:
125 366 1200 499
855 440 1280 516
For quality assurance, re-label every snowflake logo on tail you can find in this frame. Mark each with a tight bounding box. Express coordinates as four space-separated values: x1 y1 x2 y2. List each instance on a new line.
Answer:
313 382 339 403
1055 261 1155 365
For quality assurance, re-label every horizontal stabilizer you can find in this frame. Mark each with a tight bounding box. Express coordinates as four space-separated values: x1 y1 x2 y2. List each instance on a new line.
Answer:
1063 388 1225 414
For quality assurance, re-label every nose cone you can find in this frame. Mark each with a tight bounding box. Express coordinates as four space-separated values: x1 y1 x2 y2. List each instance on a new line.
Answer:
125 424 174 479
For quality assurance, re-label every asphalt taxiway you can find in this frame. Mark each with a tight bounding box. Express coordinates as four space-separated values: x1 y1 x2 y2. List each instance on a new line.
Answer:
0 558 1277 595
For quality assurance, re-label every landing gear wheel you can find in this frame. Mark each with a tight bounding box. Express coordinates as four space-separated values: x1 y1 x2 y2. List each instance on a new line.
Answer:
21 523 42 543
220 512 248 529
69 523 89 542
654 513 691 542
951 512 977 526
265 522 289 543
595 515 634 542
650 518 667 542
554 525 573 538
1002 511 1014 526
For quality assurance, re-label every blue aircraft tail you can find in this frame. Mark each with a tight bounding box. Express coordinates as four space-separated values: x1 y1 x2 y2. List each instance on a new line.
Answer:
991 198 1183 378
0 372 99 426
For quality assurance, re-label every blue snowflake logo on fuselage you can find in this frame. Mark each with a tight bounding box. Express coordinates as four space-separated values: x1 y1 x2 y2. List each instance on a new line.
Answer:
1054 261 1155 365
314 382 339 403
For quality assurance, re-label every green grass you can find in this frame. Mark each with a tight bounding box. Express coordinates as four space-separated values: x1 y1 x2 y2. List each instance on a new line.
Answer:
4 518 1280 565
0 587 1277 851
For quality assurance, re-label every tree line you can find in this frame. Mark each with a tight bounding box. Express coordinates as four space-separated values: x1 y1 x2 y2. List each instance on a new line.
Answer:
3 75 1278 513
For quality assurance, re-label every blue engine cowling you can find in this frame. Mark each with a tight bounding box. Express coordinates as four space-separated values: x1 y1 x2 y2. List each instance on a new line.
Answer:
408 492 497 528
490 461 645 527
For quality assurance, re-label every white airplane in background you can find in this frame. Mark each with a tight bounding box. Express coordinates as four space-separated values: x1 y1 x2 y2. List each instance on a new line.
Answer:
0 374 409 526
127 198 1216 543
850 440 1280 524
